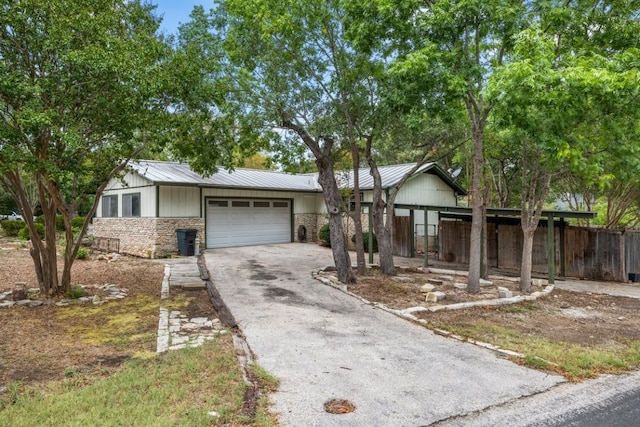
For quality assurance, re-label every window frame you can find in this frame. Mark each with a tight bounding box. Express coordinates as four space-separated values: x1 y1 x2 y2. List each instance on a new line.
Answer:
122 192 141 217
102 195 118 218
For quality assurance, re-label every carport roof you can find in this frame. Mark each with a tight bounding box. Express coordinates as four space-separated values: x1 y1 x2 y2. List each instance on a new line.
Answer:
128 160 467 194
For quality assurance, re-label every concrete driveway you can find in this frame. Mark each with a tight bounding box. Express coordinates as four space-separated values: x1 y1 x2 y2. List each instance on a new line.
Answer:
204 243 563 426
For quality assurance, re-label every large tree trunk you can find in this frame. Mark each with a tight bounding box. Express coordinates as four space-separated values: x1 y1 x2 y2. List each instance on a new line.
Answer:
520 228 536 293
350 155 366 276
282 118 356 284
367 157 396 275
467 127 484 294
519 143 552 293
317 165 357 284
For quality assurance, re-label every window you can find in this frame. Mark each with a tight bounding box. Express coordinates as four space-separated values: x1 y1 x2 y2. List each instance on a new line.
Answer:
102 195 118 218
208 200 228 207
253 201 270 208
232 201 250 207
122 193 140 217
273 201 289 208
349 191 364 212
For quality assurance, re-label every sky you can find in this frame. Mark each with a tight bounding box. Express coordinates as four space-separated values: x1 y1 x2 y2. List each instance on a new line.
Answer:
151 0 212 35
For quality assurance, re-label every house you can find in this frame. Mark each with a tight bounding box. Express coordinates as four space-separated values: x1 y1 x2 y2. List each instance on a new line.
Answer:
92 160 466 257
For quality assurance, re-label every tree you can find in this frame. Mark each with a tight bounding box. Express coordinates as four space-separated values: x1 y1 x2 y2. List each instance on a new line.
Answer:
489 17 640 292
345 0 535 292
0 0 170 295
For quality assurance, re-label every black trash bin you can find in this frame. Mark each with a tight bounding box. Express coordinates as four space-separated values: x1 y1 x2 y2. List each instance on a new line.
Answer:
176 229 197 256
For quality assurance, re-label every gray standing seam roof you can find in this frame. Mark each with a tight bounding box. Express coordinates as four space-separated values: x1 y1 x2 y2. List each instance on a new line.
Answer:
130 160 321 192
128 160 466 195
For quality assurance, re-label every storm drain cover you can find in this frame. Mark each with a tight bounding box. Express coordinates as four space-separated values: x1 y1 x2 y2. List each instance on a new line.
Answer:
324 399 356 414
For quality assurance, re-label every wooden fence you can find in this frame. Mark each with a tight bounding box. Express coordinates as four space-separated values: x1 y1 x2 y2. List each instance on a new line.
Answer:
439 220 640 282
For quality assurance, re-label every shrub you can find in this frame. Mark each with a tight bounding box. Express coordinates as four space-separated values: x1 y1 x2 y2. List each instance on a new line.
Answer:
56 215 65 231
71 216 85 229
60 246 89 259
35 215 45 224
18 223 45 241
65 286 84 299
0 219 24 237
77 247 89 259
318 223 331 247
351 232 378 252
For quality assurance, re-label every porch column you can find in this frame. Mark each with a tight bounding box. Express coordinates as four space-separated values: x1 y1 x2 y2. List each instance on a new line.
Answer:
368 206 374 265
424 209 429 267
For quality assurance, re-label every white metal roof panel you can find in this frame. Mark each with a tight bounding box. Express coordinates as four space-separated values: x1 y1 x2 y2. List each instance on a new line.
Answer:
129 160 320 192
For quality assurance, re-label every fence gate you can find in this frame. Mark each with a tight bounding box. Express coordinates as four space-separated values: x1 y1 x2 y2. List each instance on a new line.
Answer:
393 216 412 257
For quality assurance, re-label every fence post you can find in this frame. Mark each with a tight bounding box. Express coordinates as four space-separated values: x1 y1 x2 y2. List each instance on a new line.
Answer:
547 213 555 284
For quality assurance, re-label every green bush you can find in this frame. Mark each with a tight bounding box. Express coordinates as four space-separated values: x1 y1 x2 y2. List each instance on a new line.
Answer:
35 215 45 224
318 223 331 247
56 215 65 231
77 247 89 259
351 232 378 252
65 286 85 299
0 219 24 237
18 223 45 241
71 216 85 229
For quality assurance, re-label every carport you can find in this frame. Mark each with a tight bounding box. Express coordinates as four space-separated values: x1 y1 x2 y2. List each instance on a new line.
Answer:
361 203 596 284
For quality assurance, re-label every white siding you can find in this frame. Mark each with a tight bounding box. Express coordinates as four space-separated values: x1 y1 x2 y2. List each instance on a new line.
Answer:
395 173 457 206
159 186 200 217
201 188 317 214
105 172 151 190
98 180 156 218
395 173 457 236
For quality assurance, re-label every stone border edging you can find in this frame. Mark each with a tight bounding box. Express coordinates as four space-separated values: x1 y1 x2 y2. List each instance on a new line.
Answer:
312 267 555 361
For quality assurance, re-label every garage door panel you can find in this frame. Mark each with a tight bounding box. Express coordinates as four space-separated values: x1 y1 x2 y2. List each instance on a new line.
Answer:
206 199 291 248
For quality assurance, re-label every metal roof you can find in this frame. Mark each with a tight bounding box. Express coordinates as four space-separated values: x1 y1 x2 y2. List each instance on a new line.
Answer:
337 163 467 195
130 160 320 192
128 160 466 194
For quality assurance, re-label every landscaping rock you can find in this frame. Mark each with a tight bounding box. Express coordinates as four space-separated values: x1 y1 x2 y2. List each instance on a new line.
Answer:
438 275 454 282
426 291 446 302
479 279 493 287
12 283 27 301
532 278 548 287
427 278 443 286
420 284 436 293
395 276 416 283
498 287 513 299
453 282 468 290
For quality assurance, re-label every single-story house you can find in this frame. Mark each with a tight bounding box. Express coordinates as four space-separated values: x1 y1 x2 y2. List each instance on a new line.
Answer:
92 160 466 257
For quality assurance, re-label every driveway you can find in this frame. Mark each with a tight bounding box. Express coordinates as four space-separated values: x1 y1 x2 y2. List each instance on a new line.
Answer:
204 244 563 426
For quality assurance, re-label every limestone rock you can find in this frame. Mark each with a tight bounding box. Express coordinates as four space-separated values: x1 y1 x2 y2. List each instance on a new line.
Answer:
479 279 493 287
453 282 468 290
427 278 443 286
438 275 454 282
395 276 416 283
426 291 446 303
498 287 513 299
420 284 436 293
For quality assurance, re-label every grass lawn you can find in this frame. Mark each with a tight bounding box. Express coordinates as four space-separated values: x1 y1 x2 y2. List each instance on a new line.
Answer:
1 336 277 427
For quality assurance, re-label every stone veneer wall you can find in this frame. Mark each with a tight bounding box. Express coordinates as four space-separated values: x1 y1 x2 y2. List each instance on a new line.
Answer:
294 213 321 243
93 218 205 258
295 213 372 250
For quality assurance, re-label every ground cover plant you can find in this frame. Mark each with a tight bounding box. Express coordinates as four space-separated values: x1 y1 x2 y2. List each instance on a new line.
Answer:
0 238 276 426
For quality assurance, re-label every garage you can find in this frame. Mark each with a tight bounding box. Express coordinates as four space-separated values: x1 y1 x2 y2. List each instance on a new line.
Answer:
205 198 292 248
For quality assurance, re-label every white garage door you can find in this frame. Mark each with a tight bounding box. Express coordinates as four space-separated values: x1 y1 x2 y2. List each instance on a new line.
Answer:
206 199 291 248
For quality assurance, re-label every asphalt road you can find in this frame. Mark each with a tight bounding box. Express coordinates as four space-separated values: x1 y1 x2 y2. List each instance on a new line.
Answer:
205 243 563 426
437 368 640 426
